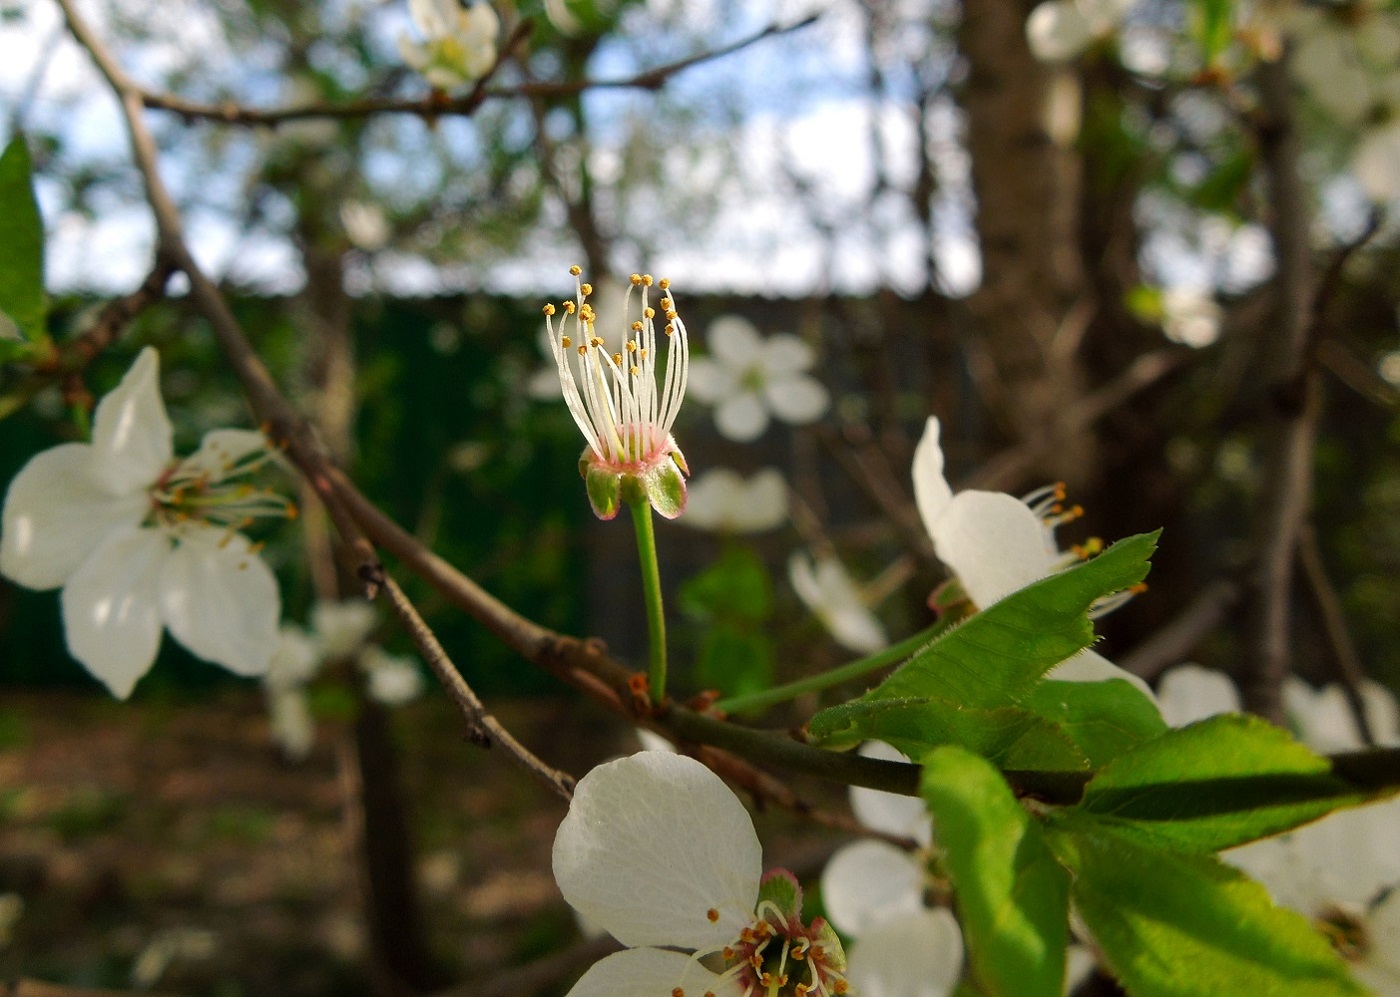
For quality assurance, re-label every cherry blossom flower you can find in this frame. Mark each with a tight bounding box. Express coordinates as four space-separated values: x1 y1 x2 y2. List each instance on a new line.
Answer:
553 751 851 997
0 347 289 699
1156 663 1241 728
911 416 1151 696
1025 0 1134 63
397 0 499 91
789 551 888 655
544 268 691 520
1284 676 1400 753
682 468 788 534
687 316 830 443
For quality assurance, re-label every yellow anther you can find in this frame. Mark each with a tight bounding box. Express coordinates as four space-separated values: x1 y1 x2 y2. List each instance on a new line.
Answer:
671 989 684 997
659 298 672 310
570 264 582 276
612 352 623 365
591 337 604 348
630 273 643 285
666 309 678 320
659 277 670 289
543 303 556 316
564 300 576 314
580 282 593 296
626 340 638 352
706 908 720 923
630 365 639 376
644 306 656 319
642 273 654 286
639 348 648 358
561 335 572 348
632 320 645 332
664 324 675 336
577 345 587 356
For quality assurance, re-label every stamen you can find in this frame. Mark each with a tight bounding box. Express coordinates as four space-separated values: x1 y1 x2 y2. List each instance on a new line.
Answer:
570 264 582 276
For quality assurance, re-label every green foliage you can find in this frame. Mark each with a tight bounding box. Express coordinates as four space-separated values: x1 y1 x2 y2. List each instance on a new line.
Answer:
807 533 1160 771
680 546 775 701
1189 0 1237 68
1046 813 1367 997
0 134 47 347
1069 713 1380 852
921 746 1069 997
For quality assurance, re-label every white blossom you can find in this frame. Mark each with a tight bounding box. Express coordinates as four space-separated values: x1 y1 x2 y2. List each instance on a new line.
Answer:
360 645 426 706
682 468 788 534
0 348 287 698
398 0 499 91
789 551 888 655
1156 663 1241 728
1160 286 1222 348
687 316 830 442
1026 0 1134 63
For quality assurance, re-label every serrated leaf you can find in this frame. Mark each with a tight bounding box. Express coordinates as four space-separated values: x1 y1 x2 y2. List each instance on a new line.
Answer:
1019 679 1167 769
1047 813 1367 997
825 531 1158 711
0 136 46 340
1073 713 1377 852
693 624 773 702
921 746 1069 997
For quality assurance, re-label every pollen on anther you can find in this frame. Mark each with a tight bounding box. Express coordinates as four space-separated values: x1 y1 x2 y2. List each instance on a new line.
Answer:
706 908 720 923
644 306 656 319
664 324 675 336
577 345 587 356
671 989 684 997
630 366 639 376
612 352 623 365
561 336 572 348
580 282 593 296
564 300 576 314
626 340 638 352
591 337 604 348
543 303 556 316
630 273 643 285
570 264 582 276
642 273 654 286
659 277 671 289
631 320 645 332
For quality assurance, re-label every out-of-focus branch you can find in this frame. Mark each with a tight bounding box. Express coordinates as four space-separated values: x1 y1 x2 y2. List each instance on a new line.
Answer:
1119 576 1245 681
1298 524 1376 746
131 17 816 126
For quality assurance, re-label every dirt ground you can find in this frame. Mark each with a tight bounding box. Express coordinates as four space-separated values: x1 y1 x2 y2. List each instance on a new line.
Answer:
0 690 842 996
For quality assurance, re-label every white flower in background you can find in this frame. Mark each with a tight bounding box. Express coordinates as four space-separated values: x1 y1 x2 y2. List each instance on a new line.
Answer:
1289 2 1400 127
544 269 691 520
398 0 499 91
0 348 289 699
911 416 1153 697
682 468 788 534
360 645 426 706
822 743 965 997
1026 0 1134 63
311 599 377 662
130 927 218 990
1284 676 1400 753
263 625 321 760
553 751 851 997
0 893 22 948
687 315 830 442
340 200 390 252
1160 286 1222 348
1156 663 1241 727
789 551 888 655
528 282 626 400
1353 116 1400 202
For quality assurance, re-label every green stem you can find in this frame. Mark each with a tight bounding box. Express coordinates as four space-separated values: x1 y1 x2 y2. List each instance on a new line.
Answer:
628 496 668 705
713 619 953 715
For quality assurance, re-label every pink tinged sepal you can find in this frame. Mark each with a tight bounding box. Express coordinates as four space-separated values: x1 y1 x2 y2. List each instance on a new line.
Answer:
639 456 687 520
582 458 623 521
757 867 803 923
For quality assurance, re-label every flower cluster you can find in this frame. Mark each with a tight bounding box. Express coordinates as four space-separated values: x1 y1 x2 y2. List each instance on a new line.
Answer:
683 468 789 534
398 0 499 91
0 348 291 699
544 268 691 520
687 316 830 442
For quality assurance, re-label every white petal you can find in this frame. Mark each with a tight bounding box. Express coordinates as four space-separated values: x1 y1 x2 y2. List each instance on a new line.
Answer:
1360 680 1400 746
0 443 147 590
1026 1 1093 62
760 333 815 376
1289 798 1400 909
178 429 270 483
1354 123 1400 202
683 469 787 533
850 742 933 846
266 685 315 760
397 35 430 71
311 599 377 660
158 528 280 677
1286 677 1369 752
408 0 447 36
789 553 887 655
1156 664 1241 727
912 416 954 538
90 347 173 496
60 526 170 699
1065 944 1098 994
706 315 764 367
1223 836 1312 912
735 468 789 532
932 490 1054 608
552 752 762 951
715 393 769 442
265 626 321 689
1047 649 1155 701
844 907 964 997
1355 890 1400 988
563 947 740 997
360 648 425 706
684 358 736 404
821 839 925 938
764 375 830 425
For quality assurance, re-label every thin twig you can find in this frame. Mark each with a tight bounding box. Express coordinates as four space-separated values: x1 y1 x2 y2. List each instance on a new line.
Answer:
1119 576 1245 681
1297 523 1376 746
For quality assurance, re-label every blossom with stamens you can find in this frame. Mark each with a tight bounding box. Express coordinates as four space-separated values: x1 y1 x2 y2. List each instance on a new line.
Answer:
544 268 691 520
553 751 851 996
911 416 1151 697
0 347 291 698
397 0 499 91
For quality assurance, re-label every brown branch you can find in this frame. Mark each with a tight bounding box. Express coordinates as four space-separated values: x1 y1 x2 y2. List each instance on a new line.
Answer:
1297 523 1376 746
132 17 817 127
0 985 179 997
1118 576 1245 681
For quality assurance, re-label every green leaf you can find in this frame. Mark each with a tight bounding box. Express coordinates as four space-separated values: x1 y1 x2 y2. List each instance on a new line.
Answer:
1018 679 1166 769
1047 813 1367 997
693 624 773 702
1073 713 1376 852
0 135 46 340
678 546 773 622
921 746 1069 997
861 532 1158 711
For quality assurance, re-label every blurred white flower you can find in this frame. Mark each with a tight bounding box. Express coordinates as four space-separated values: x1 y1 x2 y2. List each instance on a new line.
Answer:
130 927 218 989
0 347 287 698
1289 3 1400 127
1161 286 1222 348
311 599 377 662
789 552 888 655
398 0 499 91
340 200 390 251
681 468 788 533
1156 663 1241 728
912 416 1153 697
687 316 830 442
553 752 851 996
1284 677 1400 753
1026 0 1134 63
1353 118 1400 202
360 645 426 706
527 283 625 400
266 683 316 761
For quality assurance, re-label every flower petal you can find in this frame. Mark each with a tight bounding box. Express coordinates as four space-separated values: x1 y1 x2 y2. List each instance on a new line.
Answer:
707 315 764 367
844 907 964 997
760 333 815 376
821 839 925 938
1026 0 1093 62
266 684 315 760
562 947 740 997
158 528 280 677
764 374 830 425
684 358 735 404
789 553 888 655
1157 664 1241 728
1 443 147 590
850 742 933 846
178 429 270 483
1047 649 1155 701
90 347 174 496
311 599 377 661
265 626 322 689
931 490 1054 608
552 752 762 951
60 525 170 699
715 393 769 442
912 416 954 537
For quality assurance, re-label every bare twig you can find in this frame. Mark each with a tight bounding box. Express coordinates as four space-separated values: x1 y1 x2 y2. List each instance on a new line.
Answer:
1298 523 1376 746
1119 577 1245 681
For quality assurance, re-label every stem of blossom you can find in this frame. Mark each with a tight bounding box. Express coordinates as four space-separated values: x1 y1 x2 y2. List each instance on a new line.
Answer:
712 619 953 715
627 493 668 705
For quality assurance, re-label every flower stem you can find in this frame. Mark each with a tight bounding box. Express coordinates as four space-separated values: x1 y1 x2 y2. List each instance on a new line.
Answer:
628 495 668 705
712 619 953 715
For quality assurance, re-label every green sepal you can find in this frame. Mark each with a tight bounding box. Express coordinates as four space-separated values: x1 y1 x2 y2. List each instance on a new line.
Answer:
0 135 47 342
807 916 847 972
640 457 687 519
582 456 622 520
757 867 803 922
